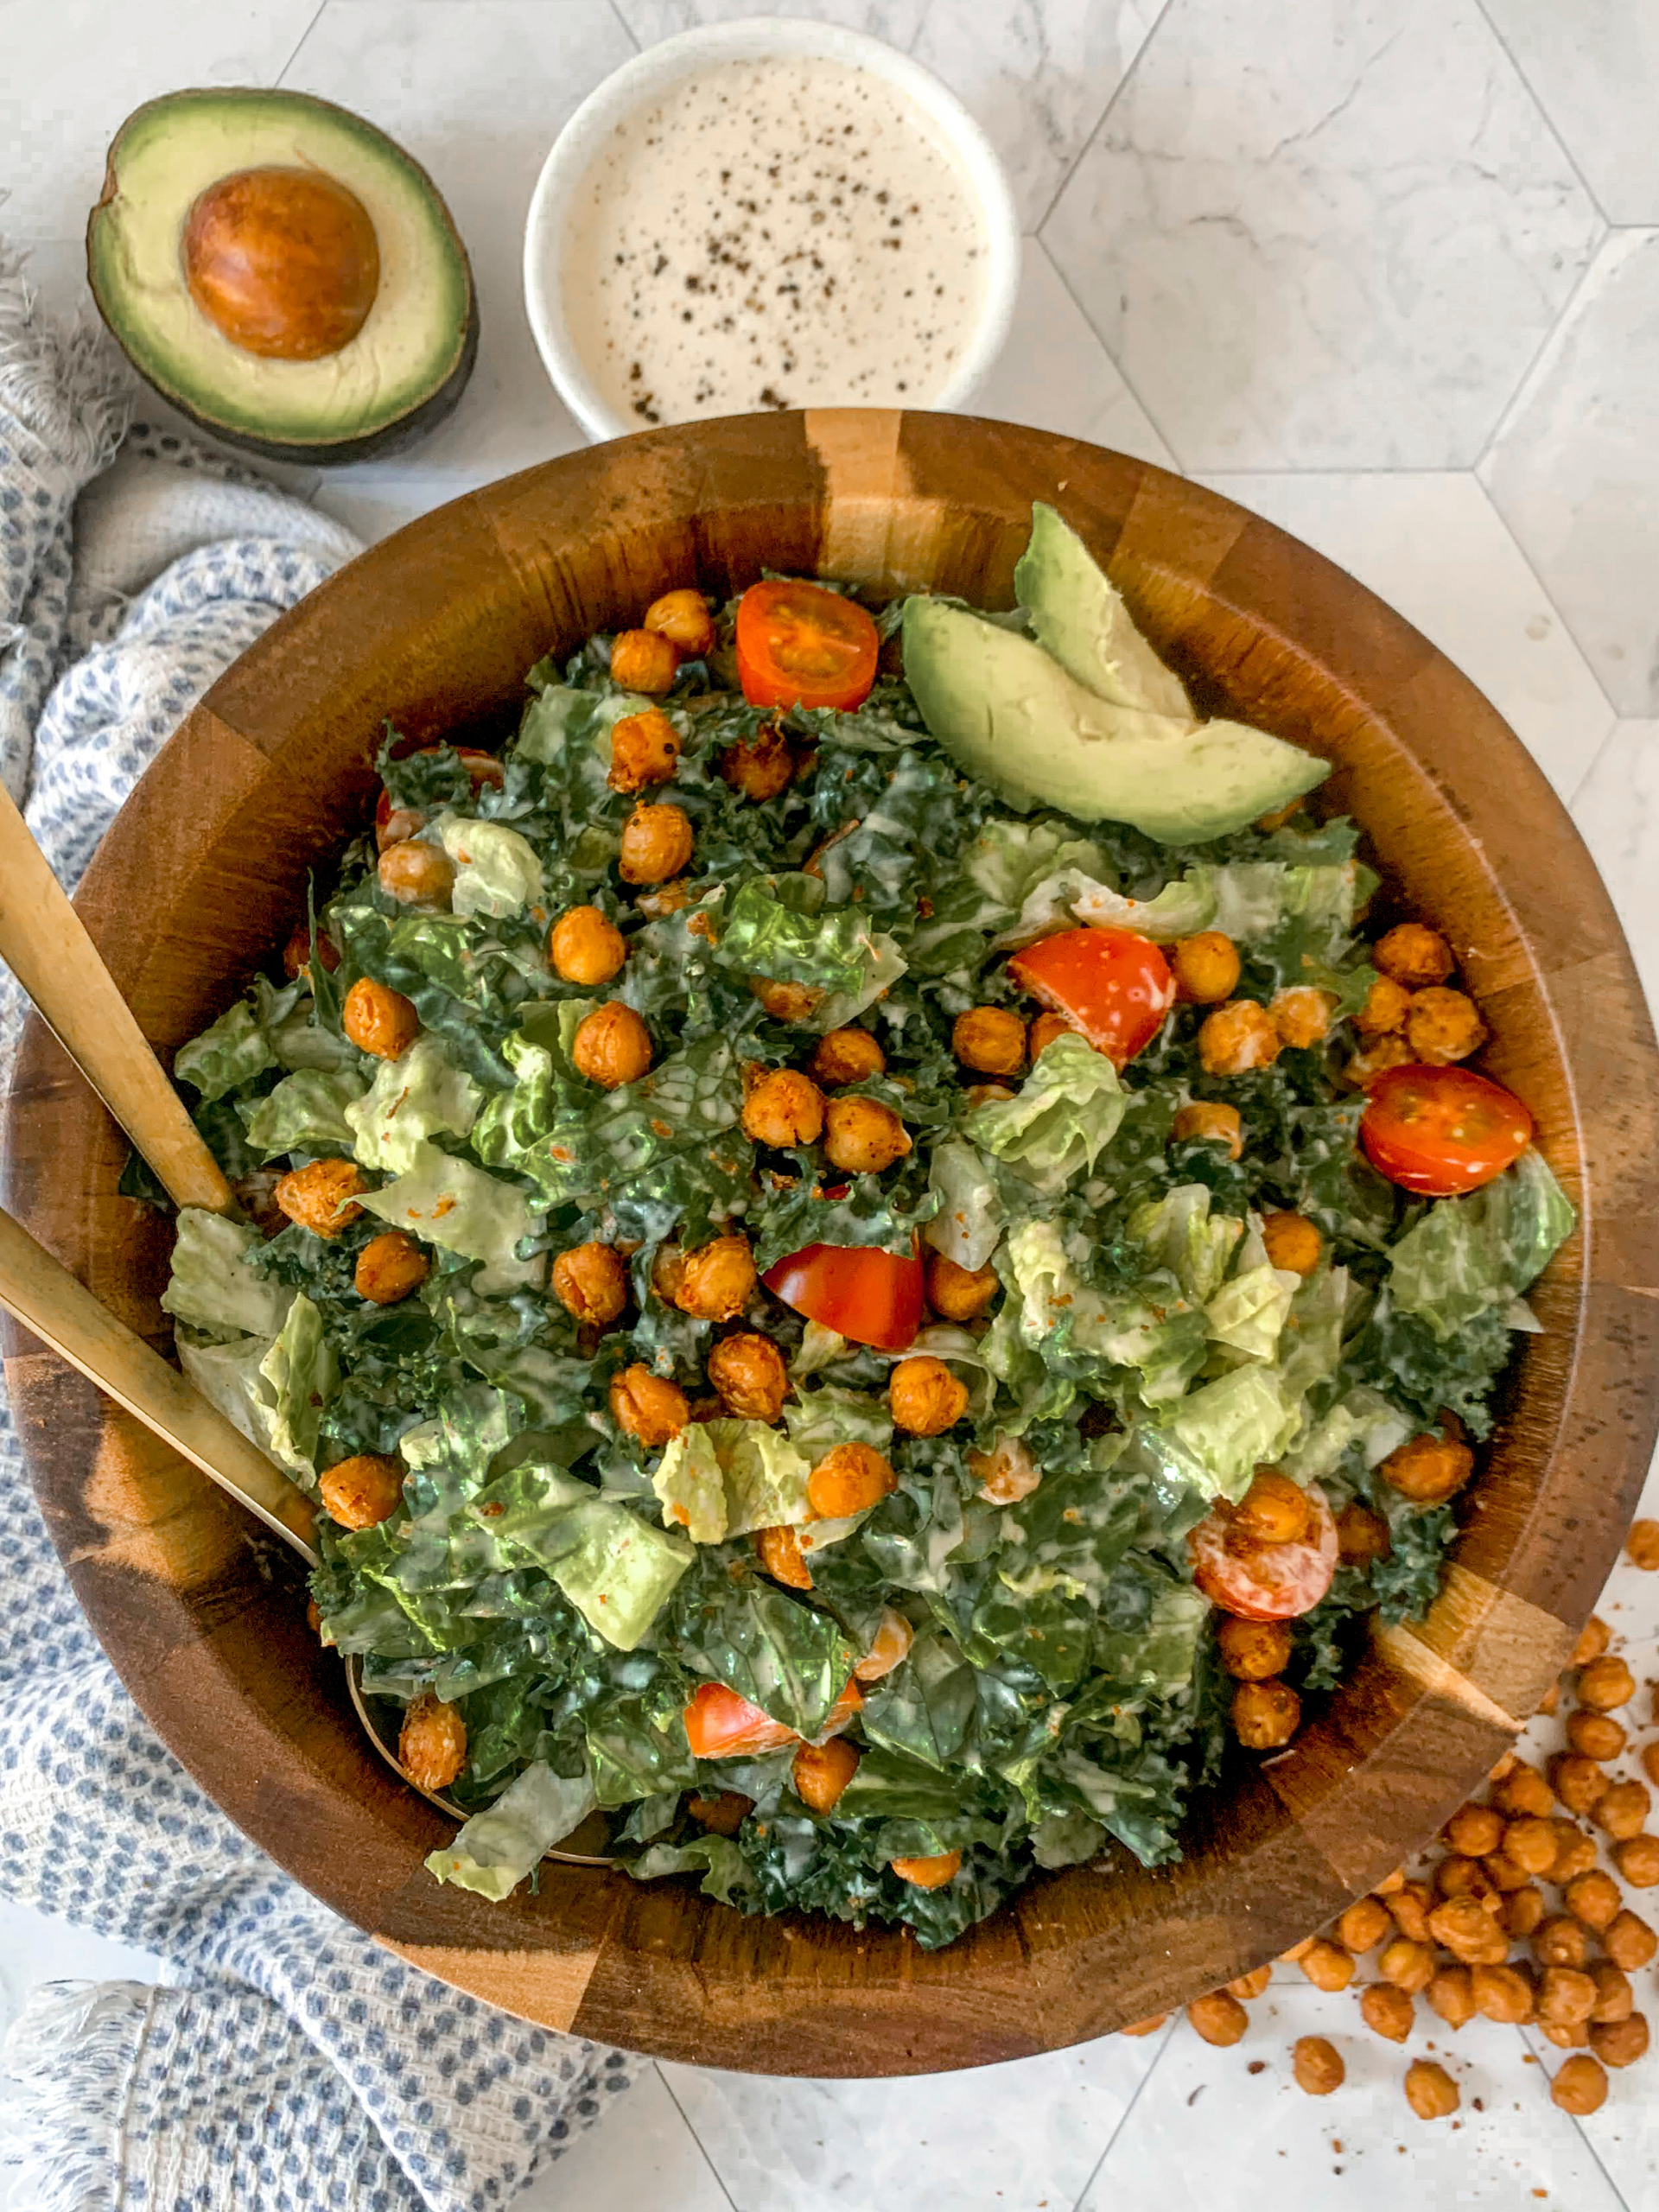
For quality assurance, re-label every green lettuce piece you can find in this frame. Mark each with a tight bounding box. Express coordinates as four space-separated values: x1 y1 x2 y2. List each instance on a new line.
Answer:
1276 1264 1351 1401
963 817 1110 911
1389 1151 1575 1341
715 874 906 1029
345 1034 483 1175
462 1465 692 1649
359 1139 544 1294
584 1695 699 1807
238 1068 365 1159
1281 1384 1413 1484
173 998 277 1101
1003 1218 1207 1404
1130 1185 1243 1305
434 814 545 919
177 1333 276 1451
785 1387 893 1459
1090 1581 1211 1694
162 1209 294 1341
921 1137 1003 1272
964 1034 1125 1195
668 1553 858 1737
269 1001 359 1075
652 1420 814 1544
257 1293 339 1478
626 1834 756 1905
425 1758 598 1900
1065 874 1218 943
857 1630 977 1770
1032 1811 1108 1868
1208 859 1363 944
1137 1365 1304 1503
1205 1224 1300 1361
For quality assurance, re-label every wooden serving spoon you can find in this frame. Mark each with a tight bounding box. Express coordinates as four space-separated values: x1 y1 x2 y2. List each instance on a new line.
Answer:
0 785 611 1862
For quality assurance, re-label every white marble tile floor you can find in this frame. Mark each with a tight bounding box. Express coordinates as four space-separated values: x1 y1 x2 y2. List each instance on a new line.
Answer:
5 1 1659 2205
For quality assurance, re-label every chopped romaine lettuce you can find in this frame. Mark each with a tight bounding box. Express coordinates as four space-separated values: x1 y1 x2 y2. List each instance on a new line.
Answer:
238 1067 365 1159
359 1140 545 1295
1389 1150 1575 1340
652 1420 813 1544
425 1758 598 1900
434 814 545 920
162 1210 293 1341
964 1034 1125 1195
345 1034 482 1175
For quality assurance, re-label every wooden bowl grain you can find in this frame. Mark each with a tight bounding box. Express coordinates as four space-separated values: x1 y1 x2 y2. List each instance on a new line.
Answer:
5 411 1657 2074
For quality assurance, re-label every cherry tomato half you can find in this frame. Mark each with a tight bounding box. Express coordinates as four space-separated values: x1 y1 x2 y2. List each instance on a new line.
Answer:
1361 1062 1533 1197
1190 1484 1338 1622
683 1677 863 1759
762 1240 924 1352
1008 927 1175 1068
374 746 505 839
735 578 880 713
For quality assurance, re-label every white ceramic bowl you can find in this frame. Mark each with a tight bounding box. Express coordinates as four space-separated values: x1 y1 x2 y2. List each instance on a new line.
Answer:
523 17 1022 442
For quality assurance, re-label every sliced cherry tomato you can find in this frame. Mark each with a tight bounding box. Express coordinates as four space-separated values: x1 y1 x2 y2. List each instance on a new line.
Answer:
735 578 880 712
1008 927 1174 1068
683 1677 863 1759
1361 1063 1533 1197
761 1240 924 1352
1190 1484 1338 1621
374 746 505 838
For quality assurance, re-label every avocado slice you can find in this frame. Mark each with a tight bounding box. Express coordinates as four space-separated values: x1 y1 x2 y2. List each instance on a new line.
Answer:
87 89 477 465
1014 503 1192 720
902 597 1329 845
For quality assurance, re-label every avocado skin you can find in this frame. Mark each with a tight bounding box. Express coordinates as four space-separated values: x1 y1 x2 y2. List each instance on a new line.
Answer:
85 87 478 467
902 595 1329 845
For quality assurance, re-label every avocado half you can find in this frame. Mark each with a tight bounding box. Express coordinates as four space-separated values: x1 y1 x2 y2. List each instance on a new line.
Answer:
87 88 478 466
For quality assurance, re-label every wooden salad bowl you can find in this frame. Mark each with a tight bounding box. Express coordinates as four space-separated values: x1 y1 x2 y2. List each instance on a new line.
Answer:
5 412 1657 2074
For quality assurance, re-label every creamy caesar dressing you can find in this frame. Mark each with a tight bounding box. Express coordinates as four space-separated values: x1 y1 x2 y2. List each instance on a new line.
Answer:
562 56 989 423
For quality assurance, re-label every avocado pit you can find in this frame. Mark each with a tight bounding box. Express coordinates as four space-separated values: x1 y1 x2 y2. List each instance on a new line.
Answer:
183 164 379 361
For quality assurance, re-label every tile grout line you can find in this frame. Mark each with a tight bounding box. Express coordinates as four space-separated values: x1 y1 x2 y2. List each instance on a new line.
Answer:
1460 471 1624 734
1470 231 1607 484
1471 0 1611 228
652 2062 742 2212
1516 2024 1636 2212
1066 2019 1179 2212
1030 0 1176 239
1037 236 1185 474
272 0 330 90
607 0 641 57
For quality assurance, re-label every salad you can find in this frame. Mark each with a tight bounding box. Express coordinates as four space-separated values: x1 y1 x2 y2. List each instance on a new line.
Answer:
156 505 1574 1949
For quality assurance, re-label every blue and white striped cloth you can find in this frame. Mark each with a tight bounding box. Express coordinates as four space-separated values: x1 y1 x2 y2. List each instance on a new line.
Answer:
0 245 632 2212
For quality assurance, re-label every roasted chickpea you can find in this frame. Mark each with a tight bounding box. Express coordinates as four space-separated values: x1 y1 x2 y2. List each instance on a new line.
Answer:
1198 999 1281 1076
823 1096 911 1174
1578 1655 1636 1712
1553 2053 1610 2113
1427 1896 1508 1965
688 1789 752 1836
378 837 455 908
609 1363 690 1446
1356 974 1413 1036
1613 1836 1659 1889
399 1691 467 1792
1550 1752 1607 1817
810 1027 886 1087
644 588 715 658
1550 1822 1598 1884
343 976 418 1059
890 1849 962 1890
1501 1815 1559 1878
1217 1617 1293 1681
888 1355 969 1437
1270 987 1337 1050
1593 1779 1651 1840
807 1442 898 1520
1379 1937 1439 1993
1373 1868 1407 1895
1602 1907 1657 1967
1388 1881 1434 1944
1501 1884 1546 1938
1573 1613 1612 1665
741 1066 825 1148
1533 1916 1590 1970
1625 1516 1659 1569
1427 1964 1476 2031
320 1452 404 1530
1297 1937 1354 1992
1542 2023 1592 2050
1493 1760 1554 1821
1405 986 1486 1067
1255 795 1307 831
1592 2013 1649 2069
1338 1895 1395 1955
754 1522 813 1590
792 1734 859 1814
1565 1868 1623 1931
1226 1966 1273 1999
750 974 823 1023
708 1332 789 1422
1362 1981 1416 2042
677 1236 757 1322
1233 1469 1312 1546
607 706 681 793
353 1230 429 1305
1537 1967 1598 2027
1472 1963 1535 2024
1433 1856 1500 1914
1589 1963 1633 2024
552 1241 628 1328
720 721 795 802
1171 1099 1244 1160
1485 1851 1531 1897
1186 1992 1248 2048
549 905 626 986
275 1157 370 1239
1404 2060 1459 2121
1119 2014 1168 2037
620 801 694 884
968 1434 1041 1506
952 1005 1027 1077
1567 1709 1626 1761
610 626 678 693
1027 1010 1077 1058
925 1251 999 1321
572 1001 652 1089
1379 1431 1473 1503
1343 1035 1414 1089
1293 2037 1344 2095
1257 1211 1322 1277
1375 924 1454 988
1172 931 1241 1004
1541 1680 1563 1716
1232 1678 1300 1750
1444 1802 1506 1859
1647 1742 1659 1791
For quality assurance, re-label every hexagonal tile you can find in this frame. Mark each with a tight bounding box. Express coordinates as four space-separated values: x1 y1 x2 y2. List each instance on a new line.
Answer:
1484 0 1659 225
1571 718 1659 1018
1042 0 1604 471
1483 229 1659 718
615 0 932 48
